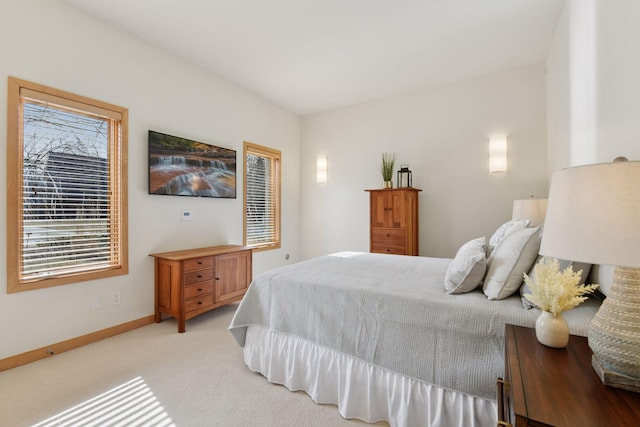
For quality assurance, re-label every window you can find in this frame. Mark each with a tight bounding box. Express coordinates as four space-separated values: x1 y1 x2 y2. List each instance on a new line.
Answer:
7 77 128 293
243 142 281 250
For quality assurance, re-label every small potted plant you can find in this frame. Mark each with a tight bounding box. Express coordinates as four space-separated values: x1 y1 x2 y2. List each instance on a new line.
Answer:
381 152 396 188
523 257 599 348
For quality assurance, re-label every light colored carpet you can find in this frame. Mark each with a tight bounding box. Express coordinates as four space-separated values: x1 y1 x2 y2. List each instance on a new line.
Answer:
0 303 387 426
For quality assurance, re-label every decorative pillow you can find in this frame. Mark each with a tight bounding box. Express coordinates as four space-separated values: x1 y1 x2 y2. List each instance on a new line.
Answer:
483 226 542 300
520 257 592 309
487 219 530 255
445 237 487 294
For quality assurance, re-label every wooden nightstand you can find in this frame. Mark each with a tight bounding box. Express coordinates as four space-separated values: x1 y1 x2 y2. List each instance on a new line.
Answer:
498 324 640 426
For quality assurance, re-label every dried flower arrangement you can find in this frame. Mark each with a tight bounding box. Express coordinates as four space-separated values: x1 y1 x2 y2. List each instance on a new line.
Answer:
523 257 599 315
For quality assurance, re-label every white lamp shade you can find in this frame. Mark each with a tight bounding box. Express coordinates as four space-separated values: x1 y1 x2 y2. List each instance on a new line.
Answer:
512 198 548 227
539 160 640 268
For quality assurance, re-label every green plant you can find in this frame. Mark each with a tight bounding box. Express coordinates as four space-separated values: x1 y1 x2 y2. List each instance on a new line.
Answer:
381 152 396 182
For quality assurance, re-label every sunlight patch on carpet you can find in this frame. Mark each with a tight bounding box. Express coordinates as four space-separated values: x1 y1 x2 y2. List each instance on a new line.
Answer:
33 376 174 427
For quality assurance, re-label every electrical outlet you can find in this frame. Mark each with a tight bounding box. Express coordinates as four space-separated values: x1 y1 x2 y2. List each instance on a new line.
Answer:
112 291 121 305
90 295 100 310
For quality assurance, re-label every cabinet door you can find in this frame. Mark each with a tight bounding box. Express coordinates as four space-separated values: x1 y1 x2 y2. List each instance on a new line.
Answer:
215 250 251 303
389 191 406 228
370 191 389 228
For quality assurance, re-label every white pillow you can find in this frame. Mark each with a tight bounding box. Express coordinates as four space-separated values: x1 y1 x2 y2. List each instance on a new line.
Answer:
487 219 530 255
445 237 487 294
520 257 592 309
483 226 542 300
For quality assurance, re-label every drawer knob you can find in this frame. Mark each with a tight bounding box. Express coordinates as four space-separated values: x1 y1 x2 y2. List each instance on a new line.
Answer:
198 301 203 305
216 277 220 281
386 234 390 237
198 288 203 291
198 261 203 265
197 275 202 278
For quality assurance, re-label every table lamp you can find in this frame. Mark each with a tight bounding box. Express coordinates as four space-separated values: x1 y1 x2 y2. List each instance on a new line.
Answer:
512 197 548 227
539 158 640 392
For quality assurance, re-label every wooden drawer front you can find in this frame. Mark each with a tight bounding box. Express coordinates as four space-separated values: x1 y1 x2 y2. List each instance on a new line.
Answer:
372 243 407 255
372 228 406 244
185 294 215 312
184 268 214 285
184 256 214 271
184 282 214 300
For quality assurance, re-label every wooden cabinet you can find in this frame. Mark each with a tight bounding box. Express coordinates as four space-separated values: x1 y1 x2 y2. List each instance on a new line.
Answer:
498 324 640 426
365 188 421 255
150 245 252 333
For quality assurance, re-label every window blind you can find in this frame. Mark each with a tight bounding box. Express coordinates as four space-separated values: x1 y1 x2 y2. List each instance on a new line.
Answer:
245 144 280 248
19 100 121 281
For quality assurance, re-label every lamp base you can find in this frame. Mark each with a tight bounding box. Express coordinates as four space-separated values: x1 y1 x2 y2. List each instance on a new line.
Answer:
592 354 640 393
588 266 640 393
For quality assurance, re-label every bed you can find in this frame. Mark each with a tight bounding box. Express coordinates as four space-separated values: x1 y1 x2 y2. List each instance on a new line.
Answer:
228 244 600 426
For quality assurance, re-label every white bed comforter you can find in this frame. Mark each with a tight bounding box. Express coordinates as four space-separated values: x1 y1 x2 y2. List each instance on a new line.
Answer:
229 252 600 400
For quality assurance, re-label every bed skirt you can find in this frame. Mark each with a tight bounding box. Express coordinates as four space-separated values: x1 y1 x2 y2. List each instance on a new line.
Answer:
243 325 497 427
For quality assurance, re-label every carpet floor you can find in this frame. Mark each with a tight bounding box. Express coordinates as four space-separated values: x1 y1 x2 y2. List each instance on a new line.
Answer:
0 303 387 426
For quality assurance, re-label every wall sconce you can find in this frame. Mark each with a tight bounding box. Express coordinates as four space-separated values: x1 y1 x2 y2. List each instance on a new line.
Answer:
316 157 328 183
489 136 507 173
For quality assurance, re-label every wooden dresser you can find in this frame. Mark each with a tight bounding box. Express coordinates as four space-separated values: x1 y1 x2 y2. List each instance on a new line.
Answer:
150 244 252 333
365 188 421 256
498 324 640 426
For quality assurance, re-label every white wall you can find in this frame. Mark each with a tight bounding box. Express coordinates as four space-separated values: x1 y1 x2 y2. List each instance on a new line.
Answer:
546 0 640 292
547 0 640 169
300 64 549 259
0 0 300 359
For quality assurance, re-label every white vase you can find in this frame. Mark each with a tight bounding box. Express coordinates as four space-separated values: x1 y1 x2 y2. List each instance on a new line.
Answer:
535 311 569 348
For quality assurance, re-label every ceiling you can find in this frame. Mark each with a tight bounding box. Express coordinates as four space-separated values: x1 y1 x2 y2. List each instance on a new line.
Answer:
62 0 565 116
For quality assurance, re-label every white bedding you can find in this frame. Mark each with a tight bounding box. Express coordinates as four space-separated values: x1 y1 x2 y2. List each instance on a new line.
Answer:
229 252 600 426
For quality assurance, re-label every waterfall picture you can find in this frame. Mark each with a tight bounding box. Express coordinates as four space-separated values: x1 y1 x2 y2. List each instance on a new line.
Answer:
148 130 236 198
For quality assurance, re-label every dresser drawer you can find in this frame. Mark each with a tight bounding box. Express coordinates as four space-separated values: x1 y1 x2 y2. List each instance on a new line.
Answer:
372 243 407 255
372 228 406 244
184 268 214 285
184 281 214 299
185 294 215 312
183 256 214 271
